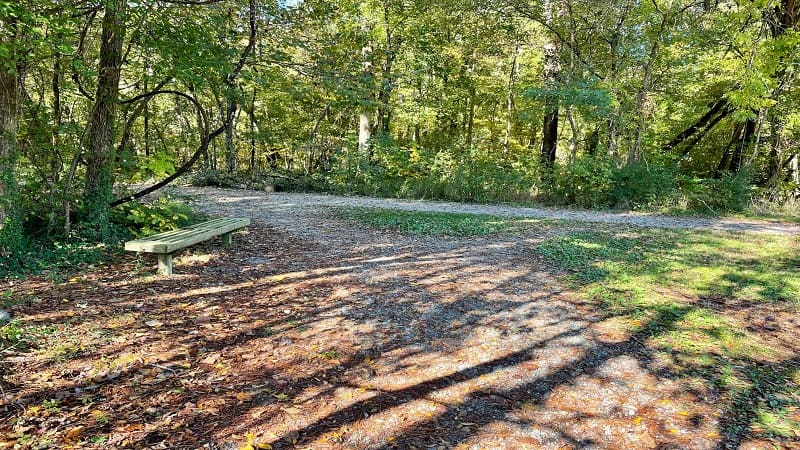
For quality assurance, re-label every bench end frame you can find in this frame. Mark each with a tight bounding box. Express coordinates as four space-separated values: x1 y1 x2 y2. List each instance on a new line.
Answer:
158 254 173 276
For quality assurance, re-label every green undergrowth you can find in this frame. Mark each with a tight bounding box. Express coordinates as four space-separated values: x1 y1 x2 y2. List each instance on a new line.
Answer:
0 239 115 281
2 194 204 280
331 207 547 236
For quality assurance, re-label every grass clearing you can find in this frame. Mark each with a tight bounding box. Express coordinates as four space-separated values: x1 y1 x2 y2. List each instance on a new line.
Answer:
538 228 800 441
330 206 547 236
342 207 800 443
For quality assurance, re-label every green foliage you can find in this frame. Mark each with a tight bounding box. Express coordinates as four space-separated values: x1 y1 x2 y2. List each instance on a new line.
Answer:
0 320 26 350
327 138 539 204
0 143 23 255
550 155 615 209
679 172 753 213
112 195 201 238
189 169 245 189
0 238 110 280
612 162 678 210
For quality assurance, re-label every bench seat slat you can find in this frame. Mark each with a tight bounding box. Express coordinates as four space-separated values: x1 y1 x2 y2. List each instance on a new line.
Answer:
125 217 250 254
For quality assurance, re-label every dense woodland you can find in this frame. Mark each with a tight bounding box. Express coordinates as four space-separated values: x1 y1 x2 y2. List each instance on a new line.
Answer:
1 0 799 254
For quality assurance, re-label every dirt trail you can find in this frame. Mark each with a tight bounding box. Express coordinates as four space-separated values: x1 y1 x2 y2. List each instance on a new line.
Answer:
4 187 794 449
176 187 800 235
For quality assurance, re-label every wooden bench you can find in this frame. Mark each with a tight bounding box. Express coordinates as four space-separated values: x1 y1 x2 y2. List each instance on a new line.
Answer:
124 217 251 275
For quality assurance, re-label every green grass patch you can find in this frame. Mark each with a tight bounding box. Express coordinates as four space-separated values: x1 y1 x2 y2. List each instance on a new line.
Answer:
535 229 800 304
535 227 800 443
330 207 543 236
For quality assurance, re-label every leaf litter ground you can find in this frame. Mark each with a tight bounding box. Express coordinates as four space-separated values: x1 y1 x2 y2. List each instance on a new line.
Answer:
1 187 798 449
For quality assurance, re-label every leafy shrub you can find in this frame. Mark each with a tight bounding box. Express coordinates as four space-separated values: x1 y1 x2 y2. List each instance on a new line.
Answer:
551 154 615 208
612 162 678 210
112 195 201 237
0 238 109 279
679 172 753 213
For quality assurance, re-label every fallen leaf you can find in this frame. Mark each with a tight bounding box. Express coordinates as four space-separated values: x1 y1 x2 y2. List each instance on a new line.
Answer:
235 392 254 402
66 426 84 440
282 406 302 415
200 353 221 365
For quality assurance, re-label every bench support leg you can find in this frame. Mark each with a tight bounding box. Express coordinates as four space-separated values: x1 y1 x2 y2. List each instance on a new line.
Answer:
222 232 232 247
157 254 173 276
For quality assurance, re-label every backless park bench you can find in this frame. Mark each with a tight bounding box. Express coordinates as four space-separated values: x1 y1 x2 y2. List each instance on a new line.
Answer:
124 217 251 275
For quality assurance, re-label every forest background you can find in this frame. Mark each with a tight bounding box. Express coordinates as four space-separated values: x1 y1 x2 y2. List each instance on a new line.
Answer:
1 0 799 261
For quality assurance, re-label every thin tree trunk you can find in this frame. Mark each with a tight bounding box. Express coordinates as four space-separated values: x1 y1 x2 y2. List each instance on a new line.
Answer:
730 119 756 173
49 53 63 232
466 89 475 148
144 65 150 157
358 26 373 161
630 19 663 165
249 87 257 175
375 0 398 136
663 98 730 152
766 115 783 187
225 92 237 174
504 40 519 153
83 0 125 239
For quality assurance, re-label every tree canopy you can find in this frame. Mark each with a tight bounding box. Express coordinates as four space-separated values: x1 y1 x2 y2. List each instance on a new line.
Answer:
1 0 799 251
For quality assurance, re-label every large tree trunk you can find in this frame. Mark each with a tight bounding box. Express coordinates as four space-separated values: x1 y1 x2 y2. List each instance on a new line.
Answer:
83 0 125 239
540 41 560 168
0 26 23 253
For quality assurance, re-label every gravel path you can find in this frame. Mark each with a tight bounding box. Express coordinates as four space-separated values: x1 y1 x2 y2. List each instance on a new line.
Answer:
175 186 800 235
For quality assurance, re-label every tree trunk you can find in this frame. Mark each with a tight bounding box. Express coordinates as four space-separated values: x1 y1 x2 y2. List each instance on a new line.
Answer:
249 87 257 175
766 115 783 187
0 34 23 253
730 119 756 173
663 98 730 153
49 53 63 232
716 119 756 176
504 41 519 153
466 88 475 148
83 0 125 239
629 20 663 165
358 26 373 160
144 66 150 157
540 40 560 168
225 93 237 174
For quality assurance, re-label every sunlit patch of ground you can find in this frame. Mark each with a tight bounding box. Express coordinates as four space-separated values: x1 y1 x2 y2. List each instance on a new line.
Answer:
2 189 798 449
